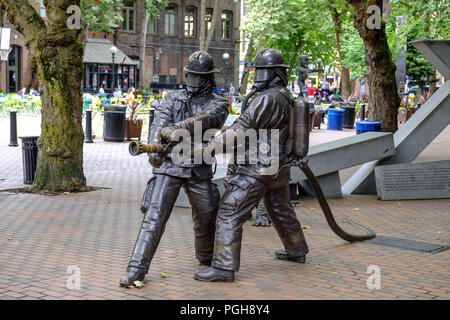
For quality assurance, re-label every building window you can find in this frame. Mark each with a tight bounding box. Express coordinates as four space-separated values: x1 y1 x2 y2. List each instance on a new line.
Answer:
39 1 47 18
122 0 136 32
184 6 197 38
222 11 232 40
205 8 213 36
165 4 177 36
148 18 158 35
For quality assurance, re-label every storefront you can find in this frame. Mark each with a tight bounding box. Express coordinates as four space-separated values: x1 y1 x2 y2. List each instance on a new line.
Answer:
83 38 138 94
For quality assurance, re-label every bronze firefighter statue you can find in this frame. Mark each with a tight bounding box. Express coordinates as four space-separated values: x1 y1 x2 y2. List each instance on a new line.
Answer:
120 51 229 287
298 55 321 98
194 48 310 282
194 48 376 283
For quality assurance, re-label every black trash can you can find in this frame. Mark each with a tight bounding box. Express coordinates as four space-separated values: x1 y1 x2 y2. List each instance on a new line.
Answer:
103 104 126 142
20 136 39 185
342 103 356 129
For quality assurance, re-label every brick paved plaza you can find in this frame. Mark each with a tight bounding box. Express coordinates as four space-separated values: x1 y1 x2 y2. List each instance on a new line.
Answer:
0 116 449 300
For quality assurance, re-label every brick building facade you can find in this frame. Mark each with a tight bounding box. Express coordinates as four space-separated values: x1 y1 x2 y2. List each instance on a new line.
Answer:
0 0 241 94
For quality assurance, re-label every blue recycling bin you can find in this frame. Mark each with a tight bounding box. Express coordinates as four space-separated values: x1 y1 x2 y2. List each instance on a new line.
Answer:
327 108 345 130
356 120 382 135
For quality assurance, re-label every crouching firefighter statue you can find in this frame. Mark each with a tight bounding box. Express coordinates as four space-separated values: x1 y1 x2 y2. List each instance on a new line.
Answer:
120 51 229 287
194 49 376 283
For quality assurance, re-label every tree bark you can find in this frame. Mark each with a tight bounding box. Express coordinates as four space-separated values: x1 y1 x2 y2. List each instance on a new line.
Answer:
199 0 206 51
1 0 86 192
429 70 437 95
199 0 220 52
139 10 150 89
239 38 255 95
204 0 220 51
329 2 352 100
348 0 400 132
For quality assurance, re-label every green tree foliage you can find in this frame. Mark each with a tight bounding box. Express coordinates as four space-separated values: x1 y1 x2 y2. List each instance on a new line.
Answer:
392 0 449 89
341 0 449 81
143 0 168 19
242 0 337 70
80 0 124 34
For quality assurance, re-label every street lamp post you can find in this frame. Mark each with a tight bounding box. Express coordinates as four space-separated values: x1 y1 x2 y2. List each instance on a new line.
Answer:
222 52 231 92
109 46 118 93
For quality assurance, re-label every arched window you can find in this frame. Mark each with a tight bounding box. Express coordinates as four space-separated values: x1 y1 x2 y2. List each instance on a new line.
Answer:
222 11 232 40
184 6 197 38
165 4 177 36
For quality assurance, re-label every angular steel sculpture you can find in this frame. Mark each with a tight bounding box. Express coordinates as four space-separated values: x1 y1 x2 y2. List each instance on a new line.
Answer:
342 40 450 195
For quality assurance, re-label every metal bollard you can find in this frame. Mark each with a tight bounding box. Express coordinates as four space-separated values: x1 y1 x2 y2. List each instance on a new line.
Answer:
85 109 93 143
360 104 366 121
9 110 18 147
147 108 155 143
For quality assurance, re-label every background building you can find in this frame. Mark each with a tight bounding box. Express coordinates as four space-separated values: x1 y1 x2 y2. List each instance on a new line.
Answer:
0 0 241 94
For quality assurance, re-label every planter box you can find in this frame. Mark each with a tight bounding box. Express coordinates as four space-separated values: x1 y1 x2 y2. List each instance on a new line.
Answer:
125 119 143 141
398 108 415 123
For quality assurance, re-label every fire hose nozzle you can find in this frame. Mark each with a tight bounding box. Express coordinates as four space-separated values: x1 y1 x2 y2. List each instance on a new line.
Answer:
129 141 166 156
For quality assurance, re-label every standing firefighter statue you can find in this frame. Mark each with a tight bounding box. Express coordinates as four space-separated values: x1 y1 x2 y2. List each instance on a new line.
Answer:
195 49 310 282
194 49 376 283
298 55 321 97
120 51 229 287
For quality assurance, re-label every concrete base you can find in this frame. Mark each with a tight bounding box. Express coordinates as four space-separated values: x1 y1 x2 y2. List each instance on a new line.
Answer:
298 171 343 198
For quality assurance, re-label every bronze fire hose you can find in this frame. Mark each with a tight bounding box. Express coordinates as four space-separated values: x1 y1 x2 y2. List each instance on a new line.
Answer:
294 159 376 242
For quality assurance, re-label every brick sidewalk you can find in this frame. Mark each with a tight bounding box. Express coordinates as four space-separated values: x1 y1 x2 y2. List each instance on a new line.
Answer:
0 120 449 300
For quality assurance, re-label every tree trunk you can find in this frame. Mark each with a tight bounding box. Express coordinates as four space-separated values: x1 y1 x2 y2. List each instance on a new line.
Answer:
199 0 220 52
240 38 255 95
199 0 206 51
204 0 220 51
348 0 400 132
429 70 437 95
139 10 150 90
329 4 352 100
1 0 86 192
340 65 352 100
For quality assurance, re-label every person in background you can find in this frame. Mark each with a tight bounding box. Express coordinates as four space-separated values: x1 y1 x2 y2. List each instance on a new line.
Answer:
228 83 235 112
126 87 136 103
18 87 27 96
307 82 317 97
229 83 235 96
29 88 39 97
98 87 107 98
113 88 122 98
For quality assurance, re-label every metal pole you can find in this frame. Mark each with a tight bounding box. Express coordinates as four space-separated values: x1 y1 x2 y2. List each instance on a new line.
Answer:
9 110 18 147
224 66 228 91
85 109 93 143
112 53 115 92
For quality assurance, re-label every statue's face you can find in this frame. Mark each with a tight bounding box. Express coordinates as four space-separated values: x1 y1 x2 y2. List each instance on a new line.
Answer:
254 68 270 82
186 73 207 95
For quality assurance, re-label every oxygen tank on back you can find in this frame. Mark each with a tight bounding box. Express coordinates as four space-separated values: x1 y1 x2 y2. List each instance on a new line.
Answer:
287 98 310 159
